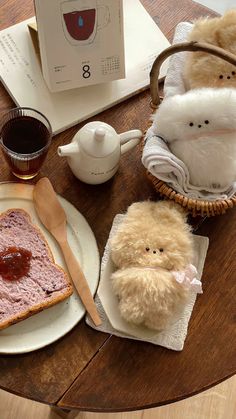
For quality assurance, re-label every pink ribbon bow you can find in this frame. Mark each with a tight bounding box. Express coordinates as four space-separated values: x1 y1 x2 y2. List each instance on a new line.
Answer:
172 264 203 294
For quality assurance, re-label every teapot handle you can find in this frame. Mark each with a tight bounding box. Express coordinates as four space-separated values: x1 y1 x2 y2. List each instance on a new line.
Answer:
120 130 142 155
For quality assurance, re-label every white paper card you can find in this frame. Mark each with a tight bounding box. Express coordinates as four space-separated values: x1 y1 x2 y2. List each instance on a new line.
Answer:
0 0 170 135
34 0 125 92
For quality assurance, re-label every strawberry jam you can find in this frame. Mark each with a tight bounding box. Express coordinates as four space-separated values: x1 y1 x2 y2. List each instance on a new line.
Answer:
0 247 32 281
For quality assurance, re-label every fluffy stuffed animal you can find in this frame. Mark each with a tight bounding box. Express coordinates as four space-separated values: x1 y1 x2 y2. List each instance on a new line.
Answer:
110 201 200 331
152 88 236 188
184 10 236 89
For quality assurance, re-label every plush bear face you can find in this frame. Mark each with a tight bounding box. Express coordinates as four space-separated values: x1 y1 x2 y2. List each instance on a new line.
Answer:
110 201 193 271
185 57 236 90
152 88 236 144
184 10 236 90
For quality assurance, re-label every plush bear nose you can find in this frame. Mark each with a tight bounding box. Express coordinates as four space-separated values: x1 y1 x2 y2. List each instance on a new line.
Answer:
145 247 164 254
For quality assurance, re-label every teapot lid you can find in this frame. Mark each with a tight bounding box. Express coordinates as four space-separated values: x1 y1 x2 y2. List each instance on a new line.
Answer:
78 121 119 158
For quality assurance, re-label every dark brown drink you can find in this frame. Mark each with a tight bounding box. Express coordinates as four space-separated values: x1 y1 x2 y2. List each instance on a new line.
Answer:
0 108 52 179
63 9 96 41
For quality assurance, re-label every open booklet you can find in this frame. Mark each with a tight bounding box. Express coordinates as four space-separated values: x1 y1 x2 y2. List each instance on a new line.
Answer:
0 0 170 135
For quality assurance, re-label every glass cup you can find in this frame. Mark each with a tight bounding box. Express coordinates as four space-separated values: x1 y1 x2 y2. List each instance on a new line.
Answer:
0 107 52 180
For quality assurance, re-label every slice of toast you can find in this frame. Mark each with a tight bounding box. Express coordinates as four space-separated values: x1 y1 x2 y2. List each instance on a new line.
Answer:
0 209 73 330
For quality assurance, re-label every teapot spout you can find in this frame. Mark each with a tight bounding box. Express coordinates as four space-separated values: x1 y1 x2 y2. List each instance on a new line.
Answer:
57 142 79 157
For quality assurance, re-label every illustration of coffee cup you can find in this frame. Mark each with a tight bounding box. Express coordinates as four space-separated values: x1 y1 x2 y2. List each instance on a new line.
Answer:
61 0 110 46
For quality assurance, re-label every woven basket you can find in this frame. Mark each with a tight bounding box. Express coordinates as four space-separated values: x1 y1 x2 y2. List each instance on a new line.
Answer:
145 40 236 217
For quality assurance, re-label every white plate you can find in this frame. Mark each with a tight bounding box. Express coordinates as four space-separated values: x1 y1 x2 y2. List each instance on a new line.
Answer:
0 182 100 354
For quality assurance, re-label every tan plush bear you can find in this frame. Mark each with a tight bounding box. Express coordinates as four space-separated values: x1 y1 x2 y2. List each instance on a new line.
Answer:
184 10 236 89
110 201 201 331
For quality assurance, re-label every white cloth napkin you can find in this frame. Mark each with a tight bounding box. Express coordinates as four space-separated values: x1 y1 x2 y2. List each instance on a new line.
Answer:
163 21 193 98
86 214 209 351
142 22 236 201
142 127 236 200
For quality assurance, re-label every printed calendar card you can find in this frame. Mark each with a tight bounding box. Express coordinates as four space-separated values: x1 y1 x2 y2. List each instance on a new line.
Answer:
34 0 125 92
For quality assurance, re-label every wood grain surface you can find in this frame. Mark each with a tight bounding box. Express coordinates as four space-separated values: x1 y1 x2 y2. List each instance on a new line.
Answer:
0 0 235 413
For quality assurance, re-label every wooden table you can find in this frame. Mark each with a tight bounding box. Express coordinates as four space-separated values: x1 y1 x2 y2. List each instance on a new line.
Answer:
0 0 235 415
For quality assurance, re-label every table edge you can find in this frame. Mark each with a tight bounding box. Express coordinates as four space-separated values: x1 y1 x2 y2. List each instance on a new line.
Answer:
57 370 236 412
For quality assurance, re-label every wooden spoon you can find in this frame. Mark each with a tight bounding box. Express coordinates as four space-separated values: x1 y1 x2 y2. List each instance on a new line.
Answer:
33 177 101 326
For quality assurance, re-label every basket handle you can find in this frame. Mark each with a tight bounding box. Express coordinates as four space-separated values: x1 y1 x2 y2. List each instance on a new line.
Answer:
150 40 236 108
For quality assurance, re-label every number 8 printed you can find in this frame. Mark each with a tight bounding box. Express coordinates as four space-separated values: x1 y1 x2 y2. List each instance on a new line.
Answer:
82 65 91 79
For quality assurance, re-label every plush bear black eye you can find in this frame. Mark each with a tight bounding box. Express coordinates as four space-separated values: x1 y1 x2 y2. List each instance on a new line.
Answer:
189 122 194 127
146 247 150 252
153 250 156 254
159 248 164 253
219 75 223 79
232 71 235 76
205 120 209 124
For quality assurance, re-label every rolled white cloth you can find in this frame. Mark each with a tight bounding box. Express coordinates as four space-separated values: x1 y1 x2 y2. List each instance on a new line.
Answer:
163 21 193 98
142 127 236 201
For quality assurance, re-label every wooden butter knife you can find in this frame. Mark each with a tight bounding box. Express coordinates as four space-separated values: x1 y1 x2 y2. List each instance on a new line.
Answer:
33 177 102 326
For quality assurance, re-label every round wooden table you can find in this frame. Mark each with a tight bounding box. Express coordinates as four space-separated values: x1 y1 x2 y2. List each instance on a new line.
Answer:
0 0 235 415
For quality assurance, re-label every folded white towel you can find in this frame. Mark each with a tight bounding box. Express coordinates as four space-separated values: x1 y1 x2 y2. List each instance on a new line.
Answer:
142 22 236 201
163 21 193 98
142 127 236 201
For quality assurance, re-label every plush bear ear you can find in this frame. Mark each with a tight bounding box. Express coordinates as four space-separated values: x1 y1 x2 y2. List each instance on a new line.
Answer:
215 10 236 52
160 200 188 220
148 200 189 227
126 201 153 218
126 200 189 225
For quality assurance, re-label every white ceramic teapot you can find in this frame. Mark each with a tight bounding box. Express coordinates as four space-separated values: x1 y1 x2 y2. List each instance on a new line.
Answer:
57 121 142 184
